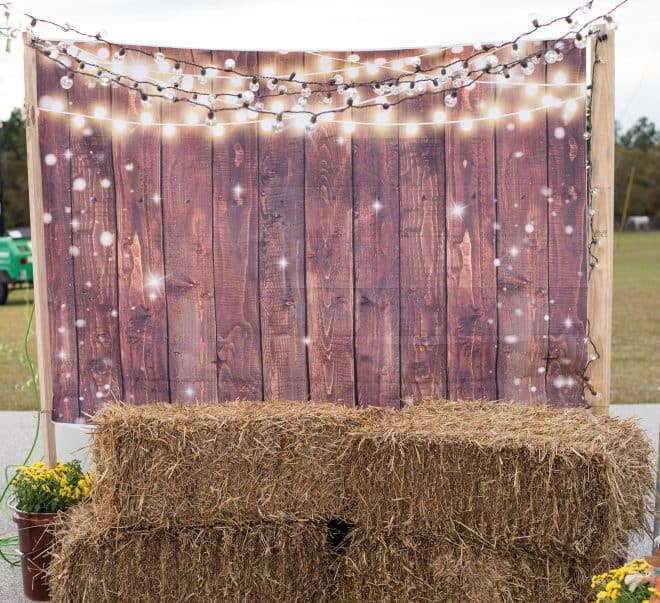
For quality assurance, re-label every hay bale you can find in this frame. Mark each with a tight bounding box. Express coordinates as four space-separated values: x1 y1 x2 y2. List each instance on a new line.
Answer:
342 400 653 558
336 529 616 603
91 401 374 527
49 504 336 602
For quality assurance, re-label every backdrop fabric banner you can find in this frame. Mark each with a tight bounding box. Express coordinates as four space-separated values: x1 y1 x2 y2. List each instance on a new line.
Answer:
30 41 588 421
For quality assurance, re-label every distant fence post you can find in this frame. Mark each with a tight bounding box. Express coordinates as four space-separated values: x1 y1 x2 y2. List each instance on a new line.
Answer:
23 35 57 467
586 26 615 415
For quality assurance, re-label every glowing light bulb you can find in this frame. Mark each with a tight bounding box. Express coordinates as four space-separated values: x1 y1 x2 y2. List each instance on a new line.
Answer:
553 71 567 85
72 115 85 128
366 63 379 75
271 100 284 114
186 112 199 125
433 111 446 123
163 124 177 136
93 106 107 119
260 118 274 133
519 110 532 123
140 112 153 125
235 110 248 123
565 99 578 114
113 120 127 133
525 83 538 96
342 120 356 134
60 75 74 90
376 111 389 125
391 59 404 71
51 100 64 113
212 124 224 137
460 119 473 131
231 75 242 88
347 66 359 79
542 95 560 108
405 122 418 136
488 106 501 119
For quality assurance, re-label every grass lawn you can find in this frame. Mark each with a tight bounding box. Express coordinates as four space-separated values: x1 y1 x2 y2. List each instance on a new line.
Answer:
611 232 660 403
0 232 657 409
0 287 38 410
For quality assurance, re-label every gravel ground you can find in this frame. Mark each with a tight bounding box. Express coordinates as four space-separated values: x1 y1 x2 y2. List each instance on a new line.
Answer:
0 406 657 601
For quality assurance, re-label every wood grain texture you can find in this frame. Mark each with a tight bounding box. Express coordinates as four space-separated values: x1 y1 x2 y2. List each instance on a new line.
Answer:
445 51 498 401
304 52 355 405
34 42 591 418
546 44 588 406
399 51 447 401
258 51 309 400
34 50 79 422
587 28 615 413
495 41 549 402
161 47 217 402
352 50 400 408
68 42 123 416
112 45 170 405
211 50 262 400
24 41 56 462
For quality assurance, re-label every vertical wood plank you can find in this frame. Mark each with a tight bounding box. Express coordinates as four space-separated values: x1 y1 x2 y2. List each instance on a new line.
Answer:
399 51 447 401
161 47 217 402
587 28 614 413
34 48 80 422
258 51 309 400
352 50 400 408
211 50 262 400
112 45 170 405
68 42 123 416
495 41 549 402
546 43 588 406
305 52 355 405
24 41 57 462
445 51 498 401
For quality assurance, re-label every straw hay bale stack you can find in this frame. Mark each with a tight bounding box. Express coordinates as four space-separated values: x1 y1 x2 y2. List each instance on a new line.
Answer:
91 401 375 527
50 399 653 601
49 504 337 603
343 400 653 557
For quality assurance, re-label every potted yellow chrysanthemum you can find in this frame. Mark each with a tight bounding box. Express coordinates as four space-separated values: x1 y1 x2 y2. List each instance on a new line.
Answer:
10 460 92 601
591 558 658 603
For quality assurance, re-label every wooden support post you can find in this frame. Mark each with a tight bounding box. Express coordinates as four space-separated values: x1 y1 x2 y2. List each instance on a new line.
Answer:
23 36 57 466
586 27 615 415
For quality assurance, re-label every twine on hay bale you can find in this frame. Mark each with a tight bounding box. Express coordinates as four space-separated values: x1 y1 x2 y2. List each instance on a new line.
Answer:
49 504 337 603
91 400 376 527
342 400 654 558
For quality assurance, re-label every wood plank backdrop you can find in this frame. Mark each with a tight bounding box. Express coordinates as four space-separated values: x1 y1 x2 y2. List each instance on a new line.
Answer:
32 41 589 421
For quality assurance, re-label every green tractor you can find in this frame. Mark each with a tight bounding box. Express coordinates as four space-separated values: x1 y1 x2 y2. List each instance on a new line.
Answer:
0 227 33 304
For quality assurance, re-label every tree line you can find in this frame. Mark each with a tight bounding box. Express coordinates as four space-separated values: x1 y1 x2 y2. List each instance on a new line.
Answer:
0 108 658 232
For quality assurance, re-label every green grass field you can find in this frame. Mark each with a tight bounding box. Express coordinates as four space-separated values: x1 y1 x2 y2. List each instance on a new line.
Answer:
0 232 658 409
611 232 660 403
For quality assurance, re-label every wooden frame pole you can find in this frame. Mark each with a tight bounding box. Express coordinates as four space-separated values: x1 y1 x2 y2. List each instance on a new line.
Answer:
23 35 57 466
586 27 615 415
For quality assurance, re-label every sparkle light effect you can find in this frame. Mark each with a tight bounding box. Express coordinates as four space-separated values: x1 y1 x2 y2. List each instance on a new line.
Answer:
450 202 467 219
277 257 289 270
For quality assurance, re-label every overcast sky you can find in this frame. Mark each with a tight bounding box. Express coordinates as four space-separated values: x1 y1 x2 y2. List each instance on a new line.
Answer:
1 0 658 129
